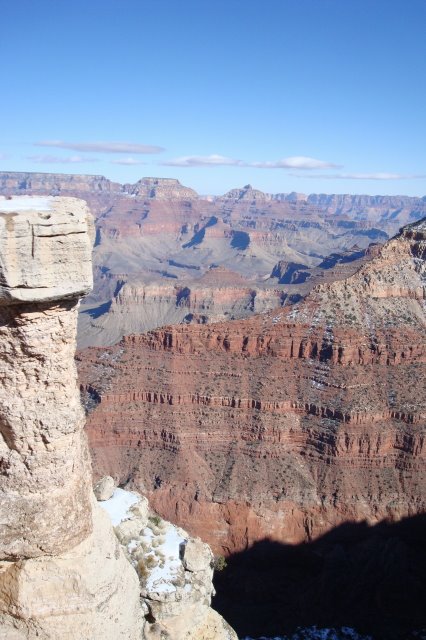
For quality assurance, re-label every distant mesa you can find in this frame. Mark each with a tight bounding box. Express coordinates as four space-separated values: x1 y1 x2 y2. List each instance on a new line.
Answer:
221 183 272 202
1 171 426 348
125 176 198 200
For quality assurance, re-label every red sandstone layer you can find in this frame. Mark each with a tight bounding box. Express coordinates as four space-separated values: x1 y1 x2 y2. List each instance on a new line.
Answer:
78 219 426 554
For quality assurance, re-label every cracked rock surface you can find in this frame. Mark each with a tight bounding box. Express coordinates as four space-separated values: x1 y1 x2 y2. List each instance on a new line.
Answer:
0 197 143 639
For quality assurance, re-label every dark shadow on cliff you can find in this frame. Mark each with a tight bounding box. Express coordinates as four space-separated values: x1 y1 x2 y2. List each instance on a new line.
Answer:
81 300 112 319
212 514 426 640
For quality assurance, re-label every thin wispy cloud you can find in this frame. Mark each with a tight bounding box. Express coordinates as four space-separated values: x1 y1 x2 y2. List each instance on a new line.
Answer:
111 157 147 166
162 154 243 167
162 154 339 170
249 156 340 170
27 154 99 164
290 172 426 180
35 140 164 154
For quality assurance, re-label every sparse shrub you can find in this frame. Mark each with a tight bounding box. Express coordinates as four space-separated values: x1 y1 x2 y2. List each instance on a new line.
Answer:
138 540 150 553
213 555 227 571
137 559 149 579
145 554 158 569
149 515 162 527
152 536 165 548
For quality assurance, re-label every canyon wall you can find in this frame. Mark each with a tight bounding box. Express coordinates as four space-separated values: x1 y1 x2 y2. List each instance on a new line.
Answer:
2 172 425 348
80 218 426 555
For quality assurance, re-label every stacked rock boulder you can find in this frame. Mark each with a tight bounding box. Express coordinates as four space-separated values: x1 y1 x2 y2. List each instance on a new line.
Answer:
0 196 144 638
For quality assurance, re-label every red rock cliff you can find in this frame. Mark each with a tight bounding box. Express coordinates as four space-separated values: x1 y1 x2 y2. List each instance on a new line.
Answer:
79 219 426 554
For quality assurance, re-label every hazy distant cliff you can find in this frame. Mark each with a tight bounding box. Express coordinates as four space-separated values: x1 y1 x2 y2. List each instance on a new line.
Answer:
3 171 425 348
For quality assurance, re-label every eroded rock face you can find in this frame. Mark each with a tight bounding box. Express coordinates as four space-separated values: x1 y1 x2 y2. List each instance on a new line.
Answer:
0 197 144 638
0 197 94 558
0 196 94 305
79 218 426 555
0 300 93 558
0 503 143 640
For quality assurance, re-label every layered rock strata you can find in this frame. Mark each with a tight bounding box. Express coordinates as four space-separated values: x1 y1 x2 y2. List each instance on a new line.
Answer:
0 197 144 638
80 219 426 555
3 172 426 348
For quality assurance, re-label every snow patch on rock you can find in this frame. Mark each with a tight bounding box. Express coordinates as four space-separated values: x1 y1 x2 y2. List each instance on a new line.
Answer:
99 487 139 526
0 195 53 211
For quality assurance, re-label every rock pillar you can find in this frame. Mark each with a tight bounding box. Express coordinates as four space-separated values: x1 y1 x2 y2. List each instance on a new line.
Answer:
0 197 143 639
0 197 94 558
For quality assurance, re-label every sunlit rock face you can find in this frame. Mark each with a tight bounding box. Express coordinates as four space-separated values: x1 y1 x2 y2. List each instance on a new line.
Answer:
0 196 94 558
0 197 144 639
0 196 93 305
80 218 426 555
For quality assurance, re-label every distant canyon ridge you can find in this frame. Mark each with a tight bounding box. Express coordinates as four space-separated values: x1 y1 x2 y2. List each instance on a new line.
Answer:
1 171 425 348
2 173 425 637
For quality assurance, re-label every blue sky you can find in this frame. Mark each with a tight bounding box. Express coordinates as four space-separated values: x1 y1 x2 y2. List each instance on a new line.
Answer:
1 0 425 196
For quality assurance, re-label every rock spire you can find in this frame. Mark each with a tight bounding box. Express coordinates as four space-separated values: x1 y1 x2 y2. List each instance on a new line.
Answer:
0 196 143 638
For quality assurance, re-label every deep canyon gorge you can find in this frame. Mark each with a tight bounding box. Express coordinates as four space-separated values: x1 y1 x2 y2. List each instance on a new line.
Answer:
1 174 425 638
79 216 426 556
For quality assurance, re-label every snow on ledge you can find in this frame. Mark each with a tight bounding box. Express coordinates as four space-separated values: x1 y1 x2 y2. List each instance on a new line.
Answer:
99 487 139 526
0 196 54 212
139 522 186 595
99 487 188 597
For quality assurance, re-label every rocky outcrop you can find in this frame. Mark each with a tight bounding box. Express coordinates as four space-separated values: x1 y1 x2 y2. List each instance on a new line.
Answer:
79 218 426 555
270 260 311 284
0 195 235 640
0 196 96 557
93 475 115 500
0 196 144 638
125 177 198 200
98 486 237 639
0 504 144 640
0 196 94 305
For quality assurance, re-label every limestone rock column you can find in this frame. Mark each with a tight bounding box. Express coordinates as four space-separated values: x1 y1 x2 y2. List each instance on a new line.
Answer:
0 197 94 558
0 197 143 639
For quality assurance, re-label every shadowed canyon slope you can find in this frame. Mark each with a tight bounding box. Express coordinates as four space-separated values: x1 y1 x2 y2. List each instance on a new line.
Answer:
213 515 426 639
79 218 426 555
2 172 426 347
